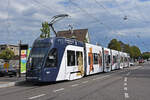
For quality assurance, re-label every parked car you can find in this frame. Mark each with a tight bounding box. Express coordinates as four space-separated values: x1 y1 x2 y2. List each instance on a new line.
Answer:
139 59 144 63
0 64 17 77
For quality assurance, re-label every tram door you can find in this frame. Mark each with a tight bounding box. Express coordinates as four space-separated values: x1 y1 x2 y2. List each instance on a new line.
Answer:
65 46 84 80
104 48 111 72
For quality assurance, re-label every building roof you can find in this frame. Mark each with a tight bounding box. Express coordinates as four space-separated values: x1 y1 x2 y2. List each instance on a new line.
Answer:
0 44 19 47
57 29 88 42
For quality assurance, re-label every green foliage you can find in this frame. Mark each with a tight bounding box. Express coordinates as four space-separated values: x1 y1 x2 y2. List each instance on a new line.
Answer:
0 48 15 60
129 46 141 59
108 38 141 59
123 44 130 53
141 52 150 60
84 38 88 43
108 39 121 51
40 21 50 38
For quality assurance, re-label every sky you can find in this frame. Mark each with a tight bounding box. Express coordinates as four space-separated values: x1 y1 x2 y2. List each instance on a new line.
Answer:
0 0 150 52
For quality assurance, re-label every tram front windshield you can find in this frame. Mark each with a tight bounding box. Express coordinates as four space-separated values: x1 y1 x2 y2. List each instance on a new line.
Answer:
28 42 50 69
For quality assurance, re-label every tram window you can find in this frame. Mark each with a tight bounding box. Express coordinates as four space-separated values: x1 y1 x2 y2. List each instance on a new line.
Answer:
125 57 127 62
67 50 75 66
98 54 102 66
124 58 126 62
108 55 111 63
76 51 83 65
94 53 98 64
105 55 109 66
121 57 123 62
113 56 117 63
88 53 91 65
45 48 57 67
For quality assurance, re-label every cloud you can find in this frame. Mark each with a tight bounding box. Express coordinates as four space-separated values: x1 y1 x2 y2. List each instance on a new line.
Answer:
0 0 150 52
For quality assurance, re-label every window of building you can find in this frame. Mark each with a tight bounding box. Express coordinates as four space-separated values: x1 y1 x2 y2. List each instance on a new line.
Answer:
67 50 75 66
1 47 5 50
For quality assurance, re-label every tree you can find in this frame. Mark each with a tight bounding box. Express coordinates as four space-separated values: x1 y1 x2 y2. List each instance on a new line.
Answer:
108 39 141 60
123 44 130 54
141 52 150 60
84 38 88 43
0 48 15 60
129 46 141 59
108 39 121 51
40 21 50 38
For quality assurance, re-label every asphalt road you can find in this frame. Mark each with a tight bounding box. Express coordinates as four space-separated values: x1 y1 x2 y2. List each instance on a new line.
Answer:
0 63 150 100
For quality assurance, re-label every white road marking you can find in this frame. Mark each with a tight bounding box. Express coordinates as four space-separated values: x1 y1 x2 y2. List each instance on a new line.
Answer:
103 75 111 78
126 72 130 76
92 75 111 81
124 83 127 86
53 88 64 92
124 77 127 82
93 78 97 80
124 93 129 98
132 66 142 70
28 94 46 99
71 84 79 87
82 81 88 84
124 87 128 91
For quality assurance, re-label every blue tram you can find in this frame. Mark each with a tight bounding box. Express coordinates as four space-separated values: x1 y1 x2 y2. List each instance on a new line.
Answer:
26 37 130 82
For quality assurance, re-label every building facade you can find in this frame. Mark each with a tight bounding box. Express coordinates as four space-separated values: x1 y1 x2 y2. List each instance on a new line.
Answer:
0 44 19 56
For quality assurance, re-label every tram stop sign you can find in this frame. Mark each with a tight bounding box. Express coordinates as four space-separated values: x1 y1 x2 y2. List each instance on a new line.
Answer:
20 44 28 74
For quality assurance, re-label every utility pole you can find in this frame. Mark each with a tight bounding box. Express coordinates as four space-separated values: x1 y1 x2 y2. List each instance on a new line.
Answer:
18 40 21 77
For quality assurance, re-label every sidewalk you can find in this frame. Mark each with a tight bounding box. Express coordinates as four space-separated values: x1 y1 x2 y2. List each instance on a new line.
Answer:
0 75 26 88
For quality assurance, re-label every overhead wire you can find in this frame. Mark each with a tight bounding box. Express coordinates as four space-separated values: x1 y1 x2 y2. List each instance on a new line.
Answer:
133 1 150 50
136 34 149 51
68 0 123 45
94 0 119 41
94 0 125 39
68 0 113 30
114 0 150 51
112 0 139 45
95 0 150 52
32 0 86 35
94 0 134 46
134 1 149 24
31 0 68 37
113 0 141 21
31 0 126 45
6 0 10 44
5 0 149 51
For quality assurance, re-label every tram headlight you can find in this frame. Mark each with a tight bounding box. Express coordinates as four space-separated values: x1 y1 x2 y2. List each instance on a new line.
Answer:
38 77 41 81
